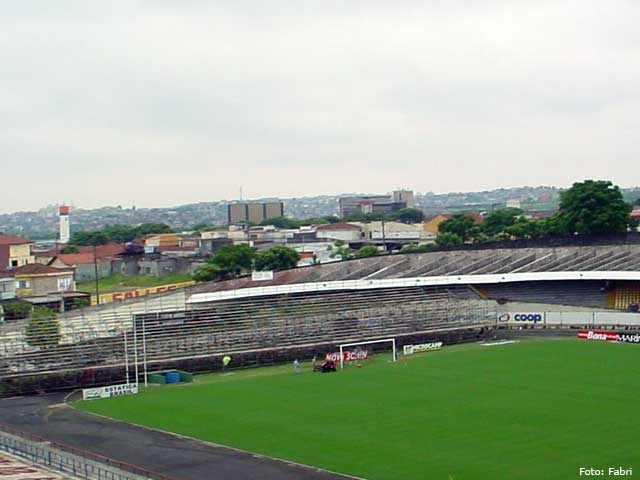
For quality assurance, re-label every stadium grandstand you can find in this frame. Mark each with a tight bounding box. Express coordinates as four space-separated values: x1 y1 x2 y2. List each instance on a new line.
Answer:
2 242 640 395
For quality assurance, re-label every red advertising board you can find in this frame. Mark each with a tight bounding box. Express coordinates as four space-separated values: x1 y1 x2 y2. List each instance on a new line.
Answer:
577 330 640 344
325 349 369 362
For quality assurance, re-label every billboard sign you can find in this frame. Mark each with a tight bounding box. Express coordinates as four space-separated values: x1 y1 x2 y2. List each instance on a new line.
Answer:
252 271 274 281
577 330 640 344
403 342 443 355
325 349 369 362
82 383 139 400
497 313 543 324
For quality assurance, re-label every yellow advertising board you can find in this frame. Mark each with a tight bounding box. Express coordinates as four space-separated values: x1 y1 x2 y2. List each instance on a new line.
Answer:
91 281 195 305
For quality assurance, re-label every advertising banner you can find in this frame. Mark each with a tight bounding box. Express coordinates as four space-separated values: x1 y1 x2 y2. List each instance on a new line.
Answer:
577 330 640 344
325 349 369 362
403 342 443 355
82 383 139 400
497 313 543 324
93 281 195 305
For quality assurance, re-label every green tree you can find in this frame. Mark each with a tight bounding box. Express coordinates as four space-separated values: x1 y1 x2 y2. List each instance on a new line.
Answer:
390 208 425 224
438 214 476 241
401 243 435 253
192 263 226 282
435 232 463 247
70 297 90 310
135 223 173 236
330 246 354 260
24 307 61 349
192 244 257 282
503 218 543 239
69 223 172 246
355 245 379 258
557 180 633 235
1 301 32 321
343 212 388 223
254 245 300 271
260 217 301 229
481 208 523 236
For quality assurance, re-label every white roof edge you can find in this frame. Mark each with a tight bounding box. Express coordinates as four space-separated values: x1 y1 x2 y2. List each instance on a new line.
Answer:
187 271 640 304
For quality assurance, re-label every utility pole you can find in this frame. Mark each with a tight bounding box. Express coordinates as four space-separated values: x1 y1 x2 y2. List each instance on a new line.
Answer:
381 219 387 253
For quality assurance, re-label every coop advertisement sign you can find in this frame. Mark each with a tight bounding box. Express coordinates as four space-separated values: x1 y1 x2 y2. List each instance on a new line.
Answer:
497 313 543 324
577 330 640 344
403 342 443 355
325 349 369 362
82 383 139 400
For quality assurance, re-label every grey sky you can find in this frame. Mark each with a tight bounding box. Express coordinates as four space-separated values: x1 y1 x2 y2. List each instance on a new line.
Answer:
1 1 639 213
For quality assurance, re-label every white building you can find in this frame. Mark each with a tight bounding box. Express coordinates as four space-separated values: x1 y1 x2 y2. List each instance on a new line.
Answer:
315 222 363 242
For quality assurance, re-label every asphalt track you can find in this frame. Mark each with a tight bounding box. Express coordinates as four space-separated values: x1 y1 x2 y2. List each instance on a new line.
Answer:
0 393 355 480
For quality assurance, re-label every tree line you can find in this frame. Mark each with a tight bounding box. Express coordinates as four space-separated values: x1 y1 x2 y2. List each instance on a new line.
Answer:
192 244 301 282
66 223 173 248
427 180 638 248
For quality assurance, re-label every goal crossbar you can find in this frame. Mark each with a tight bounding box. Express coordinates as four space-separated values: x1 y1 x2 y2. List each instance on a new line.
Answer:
338 338 396 370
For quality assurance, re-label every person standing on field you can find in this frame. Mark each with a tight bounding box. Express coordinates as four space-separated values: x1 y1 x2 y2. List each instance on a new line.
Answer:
293 359 300 374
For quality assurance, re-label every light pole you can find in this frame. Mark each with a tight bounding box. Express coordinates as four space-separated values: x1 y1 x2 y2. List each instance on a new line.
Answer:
93 243 100 305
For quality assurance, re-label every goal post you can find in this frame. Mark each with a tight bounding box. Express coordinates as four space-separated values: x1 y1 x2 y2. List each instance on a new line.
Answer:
338 338 396 370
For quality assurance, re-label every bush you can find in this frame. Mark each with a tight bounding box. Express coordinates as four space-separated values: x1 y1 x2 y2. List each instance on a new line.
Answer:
356 245 379 258
25 307 61 349
1 301 32 321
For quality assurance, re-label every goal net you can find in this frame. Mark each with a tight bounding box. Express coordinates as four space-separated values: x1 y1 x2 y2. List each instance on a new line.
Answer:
336 338 397 370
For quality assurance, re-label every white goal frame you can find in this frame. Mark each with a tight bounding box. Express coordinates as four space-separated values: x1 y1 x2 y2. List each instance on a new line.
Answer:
338 338 396 370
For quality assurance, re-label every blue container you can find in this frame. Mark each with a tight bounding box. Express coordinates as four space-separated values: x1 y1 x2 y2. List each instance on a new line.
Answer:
165 371 180 384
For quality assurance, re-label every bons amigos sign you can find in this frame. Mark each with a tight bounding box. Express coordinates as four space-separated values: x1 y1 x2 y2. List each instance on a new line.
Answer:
577 330 640 344
93 281 195 305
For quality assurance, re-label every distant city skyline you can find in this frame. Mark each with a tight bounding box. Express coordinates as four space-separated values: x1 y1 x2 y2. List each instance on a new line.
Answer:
2 2 639 214
1 181 639 216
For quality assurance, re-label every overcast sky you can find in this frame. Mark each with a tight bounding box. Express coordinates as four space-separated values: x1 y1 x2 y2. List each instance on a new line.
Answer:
1 1 639 213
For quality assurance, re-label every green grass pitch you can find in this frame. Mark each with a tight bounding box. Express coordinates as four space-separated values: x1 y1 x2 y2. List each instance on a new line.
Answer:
75 340 640 479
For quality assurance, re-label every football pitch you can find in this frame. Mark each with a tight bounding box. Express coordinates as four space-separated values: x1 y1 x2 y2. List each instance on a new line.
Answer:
75 339 640 479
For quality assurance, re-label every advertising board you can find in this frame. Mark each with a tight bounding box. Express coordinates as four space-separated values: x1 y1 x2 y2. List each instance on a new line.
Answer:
82 383 139 400
325 349 369 362
403 342 443 355
577 330 640 344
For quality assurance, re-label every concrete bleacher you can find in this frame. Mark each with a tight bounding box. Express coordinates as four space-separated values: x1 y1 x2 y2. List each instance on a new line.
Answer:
190 244 640 297
479 280 609 309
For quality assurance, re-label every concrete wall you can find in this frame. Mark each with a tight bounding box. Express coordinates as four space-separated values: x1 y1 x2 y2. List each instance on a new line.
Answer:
75 262 112 283
0 278 15 301
8 244 34 267
29 275 75 296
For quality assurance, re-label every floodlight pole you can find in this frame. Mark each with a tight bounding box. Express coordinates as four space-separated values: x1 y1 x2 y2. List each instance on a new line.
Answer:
133 316 139 386
124 327 130 384
142 315 148 387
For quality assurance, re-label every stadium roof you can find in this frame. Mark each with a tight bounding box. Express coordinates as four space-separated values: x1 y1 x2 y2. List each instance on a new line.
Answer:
187 270 640 304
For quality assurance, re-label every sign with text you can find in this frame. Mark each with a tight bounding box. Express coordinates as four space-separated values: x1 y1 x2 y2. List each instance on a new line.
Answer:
82 383 139 400
251 271 274 281
92 281 195 305
577 330 640 344
325 349 369 362
403 342 443 355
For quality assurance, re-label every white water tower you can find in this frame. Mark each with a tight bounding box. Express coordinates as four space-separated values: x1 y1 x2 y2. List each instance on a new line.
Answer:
58 205 70 243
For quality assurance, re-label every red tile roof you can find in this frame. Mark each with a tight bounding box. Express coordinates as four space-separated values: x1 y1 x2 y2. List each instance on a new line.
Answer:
2 263 73 277
36 243 123 257
53 253 108 266
0 235 33 245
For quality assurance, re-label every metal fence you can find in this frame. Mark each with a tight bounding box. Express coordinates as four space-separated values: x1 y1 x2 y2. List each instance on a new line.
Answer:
0 423 174 480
